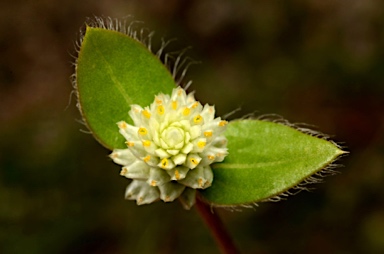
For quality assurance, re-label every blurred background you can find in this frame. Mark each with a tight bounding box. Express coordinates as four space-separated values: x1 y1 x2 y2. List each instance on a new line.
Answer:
1 0 383 253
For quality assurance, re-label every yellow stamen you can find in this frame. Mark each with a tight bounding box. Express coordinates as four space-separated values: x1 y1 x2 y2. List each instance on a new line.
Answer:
177 89 182 96
125 141 134 147
142 140 151 147
198 178 204 188
204 131 213 137
183 107 191 116
190 158 199 165
193 115 203 124
172 100 178 110
150 180 157 186
219 120 228 127
143 155 151 162
157 105 165 115
160 158 169 168
120 168 128 176
155 96 163 104
191 102 199 108
197 141 206 148
138 127 147 136
118 122 127 129
175 170 180 180
110 152 118 159
142 110 151 119
208 155 215 160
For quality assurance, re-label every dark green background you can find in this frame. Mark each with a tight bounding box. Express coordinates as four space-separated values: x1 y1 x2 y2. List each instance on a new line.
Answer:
1 1 383 253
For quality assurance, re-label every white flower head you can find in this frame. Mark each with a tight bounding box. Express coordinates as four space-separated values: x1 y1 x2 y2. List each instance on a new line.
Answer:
110 87 228 209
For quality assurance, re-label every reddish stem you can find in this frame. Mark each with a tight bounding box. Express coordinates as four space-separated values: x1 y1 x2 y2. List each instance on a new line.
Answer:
195 196 240 254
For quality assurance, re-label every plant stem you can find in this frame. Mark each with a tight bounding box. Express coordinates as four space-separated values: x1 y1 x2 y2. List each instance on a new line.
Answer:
195 195 240 254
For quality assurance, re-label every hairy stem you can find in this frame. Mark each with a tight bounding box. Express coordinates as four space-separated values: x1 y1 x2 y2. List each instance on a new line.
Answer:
195 195 240 254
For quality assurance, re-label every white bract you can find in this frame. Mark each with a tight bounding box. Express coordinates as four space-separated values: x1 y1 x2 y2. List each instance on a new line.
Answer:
110 87 228 209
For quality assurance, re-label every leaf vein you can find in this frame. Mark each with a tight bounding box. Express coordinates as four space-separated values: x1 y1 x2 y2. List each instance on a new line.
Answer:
92 39 132 106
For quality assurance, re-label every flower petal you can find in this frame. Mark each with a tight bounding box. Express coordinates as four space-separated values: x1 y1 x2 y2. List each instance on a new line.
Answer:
189 125 201 140
167 166 190 181
200 104 215 122
125 180 160 205
118 121 139 140
109 148 136 165
155 148 170 159
178 188 196 210
147 167 171 186
179 166 213 189
120 160 150 180
172 153 187 165
158 182 186 202
181 143 193 154
128 104 144 126
185 154 202 169
192 138 207 153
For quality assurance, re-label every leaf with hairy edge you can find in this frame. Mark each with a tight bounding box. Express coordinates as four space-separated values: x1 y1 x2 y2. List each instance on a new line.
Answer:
200 120 345 206
76 26 175 150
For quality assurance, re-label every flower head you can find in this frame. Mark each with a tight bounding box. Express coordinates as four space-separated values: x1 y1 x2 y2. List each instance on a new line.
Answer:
110 87 228 209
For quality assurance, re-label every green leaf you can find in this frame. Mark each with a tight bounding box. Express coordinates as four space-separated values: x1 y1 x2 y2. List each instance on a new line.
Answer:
200 120 345 206
76 27 175 150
